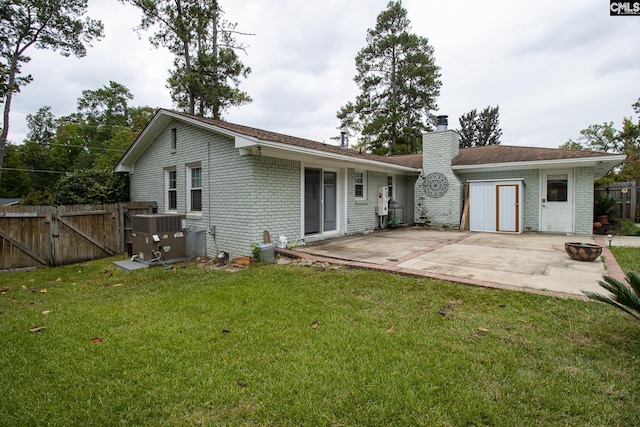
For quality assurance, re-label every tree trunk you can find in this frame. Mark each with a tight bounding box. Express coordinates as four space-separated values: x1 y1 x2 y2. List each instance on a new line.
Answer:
390 44 397 149
210 2 220 120
0 53 21 184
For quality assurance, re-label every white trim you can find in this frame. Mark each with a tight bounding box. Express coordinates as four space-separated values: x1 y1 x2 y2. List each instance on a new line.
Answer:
467 178 525 183
301 165 346 238
387 174 396 200
187 164 203 213
165 167 177 212
452 155 626 176
354 170 367 200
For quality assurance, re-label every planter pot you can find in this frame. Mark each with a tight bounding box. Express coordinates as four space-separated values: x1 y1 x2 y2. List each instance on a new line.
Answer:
564 242 602 262
597 215 609 225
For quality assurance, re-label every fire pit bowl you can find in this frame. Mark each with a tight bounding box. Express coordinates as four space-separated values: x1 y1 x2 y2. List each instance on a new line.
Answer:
564 242 602 262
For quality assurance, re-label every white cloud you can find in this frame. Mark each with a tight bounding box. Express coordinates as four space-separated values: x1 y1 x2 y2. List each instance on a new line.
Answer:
6 0 640 149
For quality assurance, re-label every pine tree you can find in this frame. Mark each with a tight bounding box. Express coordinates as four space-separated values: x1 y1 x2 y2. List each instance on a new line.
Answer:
337 1 441 155
122 0 251 119
458 105 502 148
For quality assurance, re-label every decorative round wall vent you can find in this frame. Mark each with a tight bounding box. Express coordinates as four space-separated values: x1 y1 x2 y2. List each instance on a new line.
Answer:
423 172 449 198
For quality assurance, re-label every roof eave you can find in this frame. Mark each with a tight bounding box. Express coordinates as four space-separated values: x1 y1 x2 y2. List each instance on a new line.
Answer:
113 109 421 174
248 140 420 173
452 154 627 175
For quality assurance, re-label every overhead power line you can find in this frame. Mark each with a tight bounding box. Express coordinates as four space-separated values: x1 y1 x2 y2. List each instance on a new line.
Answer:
1 167 67 174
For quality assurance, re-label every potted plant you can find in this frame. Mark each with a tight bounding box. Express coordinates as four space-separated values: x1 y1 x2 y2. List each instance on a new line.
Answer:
594 195 617 224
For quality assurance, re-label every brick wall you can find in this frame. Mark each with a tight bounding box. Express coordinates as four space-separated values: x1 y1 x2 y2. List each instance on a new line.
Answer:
415 130 463 228
130 119 421 256
574 166 595 234
130 120 302 258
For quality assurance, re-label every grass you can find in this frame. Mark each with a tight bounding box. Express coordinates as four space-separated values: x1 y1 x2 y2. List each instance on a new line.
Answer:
611 246 640 272
1 256 639 426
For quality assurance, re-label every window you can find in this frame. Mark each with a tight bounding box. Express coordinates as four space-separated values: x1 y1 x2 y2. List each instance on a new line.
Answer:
547 174 568 202
355 170 366 199
166 168 177 211
188 166 202 212
171 128 177 152
387 175 394 200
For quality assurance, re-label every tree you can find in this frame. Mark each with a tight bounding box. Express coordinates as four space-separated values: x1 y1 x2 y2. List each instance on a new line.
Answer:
458 105 502 148
26 106 57 145
337 1 441 155
558 140 585 150
575 122 620 153
0 142 30 197
562 98 640 181
19 107 65 192
122 0 251 119
0 0 104 183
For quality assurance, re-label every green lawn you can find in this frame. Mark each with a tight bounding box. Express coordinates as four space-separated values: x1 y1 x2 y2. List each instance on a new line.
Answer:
611 246 640 273
1 255 639 426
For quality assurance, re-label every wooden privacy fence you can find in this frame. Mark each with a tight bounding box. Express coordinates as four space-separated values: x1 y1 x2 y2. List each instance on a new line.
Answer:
0 202 156 271
595 181 639 222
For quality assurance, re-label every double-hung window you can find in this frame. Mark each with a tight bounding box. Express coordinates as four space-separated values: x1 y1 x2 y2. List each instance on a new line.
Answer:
354 170 366 199
387 175 394 200
166 168 177 211
188 165 202 212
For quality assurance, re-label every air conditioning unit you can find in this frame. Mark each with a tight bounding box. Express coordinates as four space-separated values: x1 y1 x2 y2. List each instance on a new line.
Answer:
131 214 188 264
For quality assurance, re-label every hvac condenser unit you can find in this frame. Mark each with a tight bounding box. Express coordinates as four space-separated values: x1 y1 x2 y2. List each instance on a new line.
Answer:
131 214 188 264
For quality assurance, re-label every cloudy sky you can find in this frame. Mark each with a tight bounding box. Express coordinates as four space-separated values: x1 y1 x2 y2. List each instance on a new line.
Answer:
7 0 640 149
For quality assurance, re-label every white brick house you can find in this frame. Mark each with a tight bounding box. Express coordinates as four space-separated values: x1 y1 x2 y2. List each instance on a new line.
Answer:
115 110 625 259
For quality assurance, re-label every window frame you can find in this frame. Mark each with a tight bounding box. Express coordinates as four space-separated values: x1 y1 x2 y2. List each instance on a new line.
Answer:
165 168 177 212
387 175 395 201
187 164 203 213
354 170 366 200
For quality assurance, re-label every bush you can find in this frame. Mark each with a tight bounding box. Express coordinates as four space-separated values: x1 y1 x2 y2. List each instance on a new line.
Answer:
52 169 129 205
595 195 618 217
618 219 640 236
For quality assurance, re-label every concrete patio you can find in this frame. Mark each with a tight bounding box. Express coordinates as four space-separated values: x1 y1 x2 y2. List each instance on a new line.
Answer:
279 228 639 298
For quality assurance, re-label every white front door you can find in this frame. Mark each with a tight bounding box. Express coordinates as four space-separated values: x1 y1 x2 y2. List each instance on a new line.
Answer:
540 170 573 233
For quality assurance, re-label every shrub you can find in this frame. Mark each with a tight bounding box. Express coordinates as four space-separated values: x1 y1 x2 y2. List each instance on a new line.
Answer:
618 219 640 236
583 272 640 321
52 169 129 205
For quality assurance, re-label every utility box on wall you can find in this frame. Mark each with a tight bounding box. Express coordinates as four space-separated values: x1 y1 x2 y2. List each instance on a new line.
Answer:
131 214 188 264
378 186 389 216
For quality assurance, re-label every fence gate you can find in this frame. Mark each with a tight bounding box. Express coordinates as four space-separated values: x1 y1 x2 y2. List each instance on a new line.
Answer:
0 202 157 271
0 211 51 270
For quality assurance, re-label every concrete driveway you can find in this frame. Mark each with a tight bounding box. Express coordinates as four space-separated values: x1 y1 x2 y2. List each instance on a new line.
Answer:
283 227 637 298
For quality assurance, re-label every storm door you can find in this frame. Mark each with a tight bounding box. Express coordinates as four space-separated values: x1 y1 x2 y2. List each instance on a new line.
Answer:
541 170 573 233
304 169 338 236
